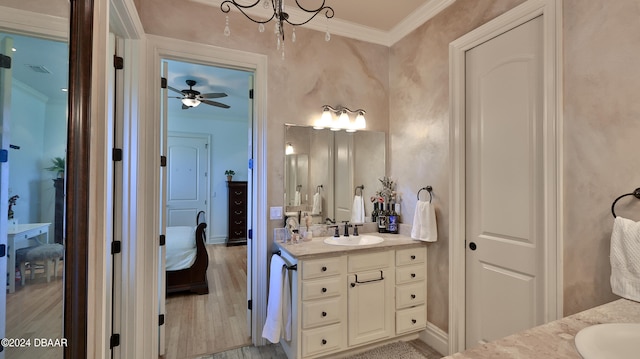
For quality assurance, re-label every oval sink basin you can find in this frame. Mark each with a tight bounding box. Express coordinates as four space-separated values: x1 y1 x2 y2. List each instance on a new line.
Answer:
323 235 384 246
575 323 640 359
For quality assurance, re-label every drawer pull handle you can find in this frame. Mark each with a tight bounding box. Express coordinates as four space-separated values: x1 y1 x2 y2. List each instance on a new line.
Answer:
411 294 416 299
321 287 327 293
411 273 416 278
321 311 327 317
235 221 243 225
321 339 327 345
412 319 417 324
411 255 416 260
353 271 384 285
235 191 243 195
235 211 243 215
235 231 243 235
321 266 327 272
235 201 243 205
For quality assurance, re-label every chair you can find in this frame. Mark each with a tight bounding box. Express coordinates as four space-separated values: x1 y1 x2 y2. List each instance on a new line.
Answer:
16 243 64 285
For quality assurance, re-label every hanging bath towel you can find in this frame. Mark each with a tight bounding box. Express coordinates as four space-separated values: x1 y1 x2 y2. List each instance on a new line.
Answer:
351 194 365 224
293 190 301 206
411 200 438 242
610 216 640 302
262 255 292 343
311 192 322 215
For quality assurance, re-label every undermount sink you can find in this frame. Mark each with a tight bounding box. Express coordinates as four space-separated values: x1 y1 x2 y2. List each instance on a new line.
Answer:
323 235 384 246
574 323 640 359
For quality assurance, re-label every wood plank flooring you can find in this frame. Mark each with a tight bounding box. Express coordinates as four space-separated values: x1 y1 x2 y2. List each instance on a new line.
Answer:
6 264 64 359
165 244 251 359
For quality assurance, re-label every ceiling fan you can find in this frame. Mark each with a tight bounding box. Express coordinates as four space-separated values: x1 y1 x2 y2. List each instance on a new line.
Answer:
168 79 230 109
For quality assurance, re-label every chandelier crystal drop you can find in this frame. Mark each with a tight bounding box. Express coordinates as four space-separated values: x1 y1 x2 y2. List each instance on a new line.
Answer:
221 0 334 52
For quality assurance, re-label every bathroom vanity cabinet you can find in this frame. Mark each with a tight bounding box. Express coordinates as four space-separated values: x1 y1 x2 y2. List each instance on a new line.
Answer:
278 240 427 359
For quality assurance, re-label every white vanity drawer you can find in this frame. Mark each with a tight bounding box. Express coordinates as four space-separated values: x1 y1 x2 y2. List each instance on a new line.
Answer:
302 323 343 357
396 247 426 266
302 256 345 280
302 296 342 329
396 264 426 285
396 305 426 334
396 281 426 309
302 276 343 301
348 251 392 273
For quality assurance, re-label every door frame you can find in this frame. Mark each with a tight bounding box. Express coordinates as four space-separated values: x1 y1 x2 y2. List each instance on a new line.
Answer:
448 0 563 353
146 34 269 347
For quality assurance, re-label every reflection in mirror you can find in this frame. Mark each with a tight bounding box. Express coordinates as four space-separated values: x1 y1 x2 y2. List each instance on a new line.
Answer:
284 124 386 225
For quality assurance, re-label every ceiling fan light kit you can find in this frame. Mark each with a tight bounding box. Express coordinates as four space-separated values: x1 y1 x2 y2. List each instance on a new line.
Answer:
169 79 230 110
220 0 334 59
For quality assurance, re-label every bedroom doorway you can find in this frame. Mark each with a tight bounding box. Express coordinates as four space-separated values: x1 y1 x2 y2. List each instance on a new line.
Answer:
160 58 254 358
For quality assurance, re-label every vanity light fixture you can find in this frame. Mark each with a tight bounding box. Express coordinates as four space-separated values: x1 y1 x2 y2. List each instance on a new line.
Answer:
315 105 367 132
285 142 294 155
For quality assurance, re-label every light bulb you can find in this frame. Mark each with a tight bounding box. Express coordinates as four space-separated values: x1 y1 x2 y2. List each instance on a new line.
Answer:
314 107 333 129
285 143 294 155
181 98 200 107
355 112 366 129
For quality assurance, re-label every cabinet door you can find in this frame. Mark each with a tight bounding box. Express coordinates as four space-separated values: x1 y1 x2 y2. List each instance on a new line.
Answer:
347 269 394 346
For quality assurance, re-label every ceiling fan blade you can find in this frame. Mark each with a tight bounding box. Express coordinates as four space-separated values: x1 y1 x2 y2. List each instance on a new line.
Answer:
200 92 228 99
168 85 185 95
181 104 191 110
201 99 230 109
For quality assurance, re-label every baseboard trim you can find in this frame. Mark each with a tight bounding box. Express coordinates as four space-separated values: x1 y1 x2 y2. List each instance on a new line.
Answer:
207 236 226 245
419 321 449 356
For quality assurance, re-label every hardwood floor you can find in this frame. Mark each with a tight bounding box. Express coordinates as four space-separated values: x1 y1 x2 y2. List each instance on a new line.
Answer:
165 244 251 359
6 264 64 359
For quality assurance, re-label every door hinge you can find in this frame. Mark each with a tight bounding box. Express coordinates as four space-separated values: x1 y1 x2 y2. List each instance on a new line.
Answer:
248 158 254 170
110 333 120 349
248 229 252 240
249 89 254 99
111 241 122 254
247 300 252 310
0 54 10 69
159 234 165 246
0 244 6 257
159 314 165 326
160 155 167 167
112 148 123 162
161 77 167 89
113 55 124 70
0 149 7 163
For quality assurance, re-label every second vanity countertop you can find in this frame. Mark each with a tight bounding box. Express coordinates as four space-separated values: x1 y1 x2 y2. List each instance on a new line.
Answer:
275 230 427 260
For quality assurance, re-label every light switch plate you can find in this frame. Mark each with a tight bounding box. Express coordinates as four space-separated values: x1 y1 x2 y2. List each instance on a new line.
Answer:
270 206 283 220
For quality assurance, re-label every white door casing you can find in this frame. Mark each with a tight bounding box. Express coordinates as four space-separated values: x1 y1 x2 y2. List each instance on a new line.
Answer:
166 133 209 227
465 16 544 347
448 0 562 354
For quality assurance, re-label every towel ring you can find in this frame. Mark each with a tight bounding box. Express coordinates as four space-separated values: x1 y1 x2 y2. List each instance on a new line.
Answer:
611 187 640 218
354 185 364 196
316 184 324 194
417 186 433 203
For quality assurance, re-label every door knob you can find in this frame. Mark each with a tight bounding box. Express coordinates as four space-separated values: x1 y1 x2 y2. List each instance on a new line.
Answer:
469 242 477 250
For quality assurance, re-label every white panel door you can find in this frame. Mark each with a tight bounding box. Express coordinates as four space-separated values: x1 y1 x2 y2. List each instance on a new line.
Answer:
0 36 13 358
465 16 544 348
166 134 208 227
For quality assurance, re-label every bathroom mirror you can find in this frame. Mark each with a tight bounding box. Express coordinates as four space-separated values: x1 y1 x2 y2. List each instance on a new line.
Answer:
284 124 386 224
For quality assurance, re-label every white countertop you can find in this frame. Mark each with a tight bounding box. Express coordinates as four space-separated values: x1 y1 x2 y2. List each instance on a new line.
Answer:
443 298 640 359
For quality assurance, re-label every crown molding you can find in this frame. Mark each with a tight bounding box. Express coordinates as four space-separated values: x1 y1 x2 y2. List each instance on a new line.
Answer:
192 0 454 47
0 6 68 40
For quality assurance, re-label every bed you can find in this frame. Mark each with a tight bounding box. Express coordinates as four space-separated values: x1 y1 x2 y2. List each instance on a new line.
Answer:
166 211 209 295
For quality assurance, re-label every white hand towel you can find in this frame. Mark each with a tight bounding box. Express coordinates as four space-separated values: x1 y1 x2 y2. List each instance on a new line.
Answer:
351 195 365 224
411 200 438 242
293 191 301 206
311 192 322 215
610 216 640 302
262 255 292 343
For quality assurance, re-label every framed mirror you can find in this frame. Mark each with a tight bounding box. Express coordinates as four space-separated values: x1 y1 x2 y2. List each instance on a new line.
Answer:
284 124 386 224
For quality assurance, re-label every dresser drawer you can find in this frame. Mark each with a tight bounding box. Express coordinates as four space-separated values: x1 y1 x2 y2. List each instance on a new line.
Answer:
348 251 392 273
302 296 342 329
302 256 345 280
396 264 426 285
302 323 343 357
302 276 343 301
396 281 426 309
396 305 426 334
396 247 426 266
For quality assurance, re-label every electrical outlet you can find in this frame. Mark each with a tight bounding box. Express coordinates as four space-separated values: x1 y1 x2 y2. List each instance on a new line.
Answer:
270 206 283 220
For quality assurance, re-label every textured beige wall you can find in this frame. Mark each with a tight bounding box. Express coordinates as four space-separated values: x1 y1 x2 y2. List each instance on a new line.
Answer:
0 0 68 18
562 0 640 315
135 0 390 251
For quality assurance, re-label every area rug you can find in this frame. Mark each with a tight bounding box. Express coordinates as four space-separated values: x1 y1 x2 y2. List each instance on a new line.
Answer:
343 341 427 359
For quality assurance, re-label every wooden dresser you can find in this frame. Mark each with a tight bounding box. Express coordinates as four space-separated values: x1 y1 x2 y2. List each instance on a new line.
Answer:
226 181 247 246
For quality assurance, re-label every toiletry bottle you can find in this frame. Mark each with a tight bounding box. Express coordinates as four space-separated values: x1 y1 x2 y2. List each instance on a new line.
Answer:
371 202 379 223
388 203 398 234
377 202 387 233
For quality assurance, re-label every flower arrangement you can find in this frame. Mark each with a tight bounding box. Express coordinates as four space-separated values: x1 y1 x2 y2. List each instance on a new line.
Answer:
371 176 396 203
8 195 19 219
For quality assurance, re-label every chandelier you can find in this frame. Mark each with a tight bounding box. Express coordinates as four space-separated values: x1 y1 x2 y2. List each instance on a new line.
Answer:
221 0 334 57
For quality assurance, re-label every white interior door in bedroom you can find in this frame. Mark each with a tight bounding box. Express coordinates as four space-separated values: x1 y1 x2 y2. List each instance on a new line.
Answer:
166 133 209 227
